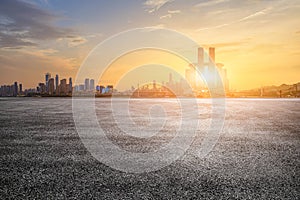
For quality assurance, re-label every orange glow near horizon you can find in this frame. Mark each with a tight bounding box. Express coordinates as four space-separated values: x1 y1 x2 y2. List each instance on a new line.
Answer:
99 49 190 90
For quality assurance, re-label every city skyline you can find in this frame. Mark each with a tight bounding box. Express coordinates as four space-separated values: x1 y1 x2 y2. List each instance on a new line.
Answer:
1 42 299 98
0 0 300 90
0 45 299 97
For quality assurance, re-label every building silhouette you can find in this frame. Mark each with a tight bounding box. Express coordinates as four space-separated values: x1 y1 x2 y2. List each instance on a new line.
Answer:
45 73 51 93
209 47 215 62
55 74 59 93
90 79 95 91
85 78 90 91
19 84 22 94
48 78 55 95
69 77 72 93
185 47 229 94
13 82 18 97
60 79 67 95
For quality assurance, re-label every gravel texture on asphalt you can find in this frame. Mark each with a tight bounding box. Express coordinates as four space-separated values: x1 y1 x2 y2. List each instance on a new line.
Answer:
0 98 299 199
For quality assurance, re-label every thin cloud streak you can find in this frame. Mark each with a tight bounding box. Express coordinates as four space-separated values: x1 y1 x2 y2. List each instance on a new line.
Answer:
237 7 272 22
168 10 181 14
196 7 273 31
194 0 229 8
160 14 172 19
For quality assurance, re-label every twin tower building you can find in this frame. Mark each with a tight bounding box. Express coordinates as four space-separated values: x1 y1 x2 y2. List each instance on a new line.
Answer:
185 47 229 92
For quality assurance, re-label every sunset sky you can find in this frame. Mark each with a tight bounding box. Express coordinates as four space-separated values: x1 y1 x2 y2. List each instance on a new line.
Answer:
0 0 299 90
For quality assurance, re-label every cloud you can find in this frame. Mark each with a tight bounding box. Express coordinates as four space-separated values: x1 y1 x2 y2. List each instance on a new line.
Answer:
0 46 78 80
196 7 273 31
0 0 74 49
160 9 181 19
57 35 87 47
168 10 181 14
160 14 172 19
194 0 229 8
1 46 79 71
144 24 165 31
0 35 37 49
237 7 272 22
38 48 58 55
144 0 174 13
68 36 87 47
196 23 229 31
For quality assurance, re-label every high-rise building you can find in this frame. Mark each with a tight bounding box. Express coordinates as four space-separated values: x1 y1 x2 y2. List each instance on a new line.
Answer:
45 72 51 92
69 77 72 93
79 84 85 91
55 74 59 92
198 47 204 67
60 79 67 95
85 78 90 91
19 84 22 94
190 47 229 92
89 79 95 91
48 78 55 95
13 82 18 96
74 85 79 92
66 84 70 93
209 47 215 63
38 83 46 94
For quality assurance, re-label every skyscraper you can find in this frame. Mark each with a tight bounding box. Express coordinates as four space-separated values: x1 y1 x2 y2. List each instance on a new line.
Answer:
38 83 46 94
13 81 18 96
60 79 67 95
48 78 55 95
85 78 90 91
89 79 95 91
45 73 51 93
198 47 204 67
69 77 72 93
79 84 85 91
209 47 215 63
19 83 22 94
55 74 59 92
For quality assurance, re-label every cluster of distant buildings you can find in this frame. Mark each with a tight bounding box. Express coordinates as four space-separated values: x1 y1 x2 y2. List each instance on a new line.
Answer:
129 74 188 98
185 47 229 94
0 73 74 97
0 82 22 97
0 72 114 97
1 47 299 98
36 73 73 96
0 47 239 98
73 78 113 95
128 47 230 97
39 74 114 96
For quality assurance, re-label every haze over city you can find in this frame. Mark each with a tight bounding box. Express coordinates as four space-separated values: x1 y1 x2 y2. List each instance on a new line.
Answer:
0 0 299 90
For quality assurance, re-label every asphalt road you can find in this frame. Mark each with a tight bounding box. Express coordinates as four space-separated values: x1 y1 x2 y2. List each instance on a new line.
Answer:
0 98 299 199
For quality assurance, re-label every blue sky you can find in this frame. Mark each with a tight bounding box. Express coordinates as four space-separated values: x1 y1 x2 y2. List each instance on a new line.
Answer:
0 0 300 89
